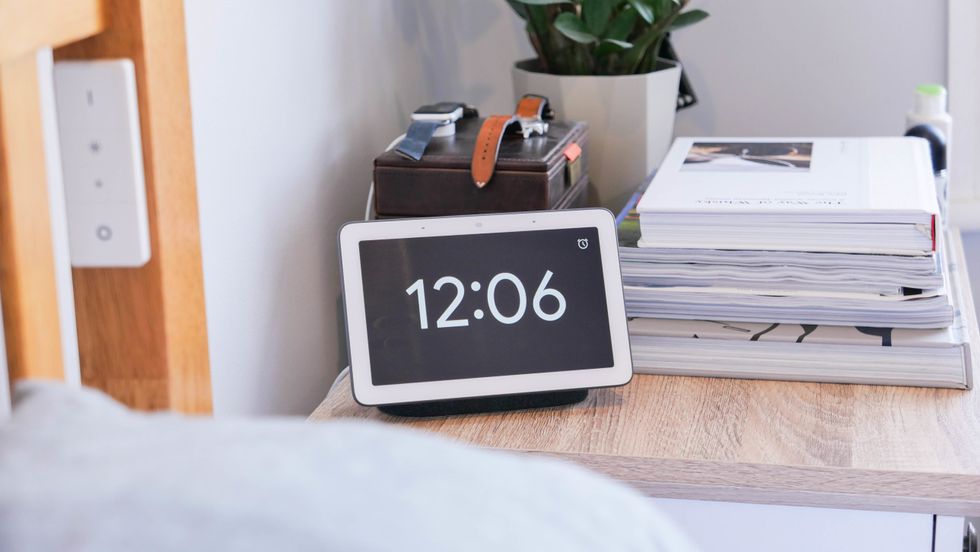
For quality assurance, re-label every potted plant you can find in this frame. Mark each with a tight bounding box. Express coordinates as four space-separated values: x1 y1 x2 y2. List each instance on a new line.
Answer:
508 0 708 210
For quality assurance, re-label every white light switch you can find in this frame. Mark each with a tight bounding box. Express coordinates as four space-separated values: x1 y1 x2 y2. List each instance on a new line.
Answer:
53 59 150 267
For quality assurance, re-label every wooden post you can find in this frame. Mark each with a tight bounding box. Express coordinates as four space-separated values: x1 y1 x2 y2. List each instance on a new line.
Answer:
0 0 106 394
56 0 212 413
0 52 65 384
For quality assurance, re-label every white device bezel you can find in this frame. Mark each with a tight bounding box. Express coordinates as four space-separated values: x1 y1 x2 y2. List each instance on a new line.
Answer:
338 208 633 406
411 106 463 138
410 106 463 123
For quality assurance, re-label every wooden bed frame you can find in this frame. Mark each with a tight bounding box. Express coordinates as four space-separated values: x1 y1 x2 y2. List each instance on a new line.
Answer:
0 0 211 413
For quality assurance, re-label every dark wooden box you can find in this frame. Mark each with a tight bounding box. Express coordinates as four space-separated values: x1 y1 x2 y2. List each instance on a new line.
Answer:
373 118 588 217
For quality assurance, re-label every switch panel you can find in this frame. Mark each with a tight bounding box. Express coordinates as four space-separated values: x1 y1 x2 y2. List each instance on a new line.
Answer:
53 59 150 267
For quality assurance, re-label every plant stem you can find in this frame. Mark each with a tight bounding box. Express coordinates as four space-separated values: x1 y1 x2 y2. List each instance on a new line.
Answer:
647 34 665 72
528 31 549 72
625 0 689 74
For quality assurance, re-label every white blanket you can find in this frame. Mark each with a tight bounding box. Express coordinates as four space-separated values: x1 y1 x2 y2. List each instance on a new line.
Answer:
0 382 695 551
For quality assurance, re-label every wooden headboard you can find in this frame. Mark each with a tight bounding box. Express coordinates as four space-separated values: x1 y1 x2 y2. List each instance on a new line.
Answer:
0 0 211 413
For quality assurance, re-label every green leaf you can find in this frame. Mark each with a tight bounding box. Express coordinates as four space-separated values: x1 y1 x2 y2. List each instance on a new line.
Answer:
604 7 637 40
605 38 633 48
553 12 599 44
621 9 667 73
669 9 709 30
595 38 633 57
626 0 654 23
583 0 614 36
650 0 675 20
511 0 572 4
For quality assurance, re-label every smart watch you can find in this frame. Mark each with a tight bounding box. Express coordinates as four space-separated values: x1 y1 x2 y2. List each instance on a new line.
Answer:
395 102 479 161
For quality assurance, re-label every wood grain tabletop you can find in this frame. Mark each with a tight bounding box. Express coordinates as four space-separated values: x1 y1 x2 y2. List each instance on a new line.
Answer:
310 232 980 516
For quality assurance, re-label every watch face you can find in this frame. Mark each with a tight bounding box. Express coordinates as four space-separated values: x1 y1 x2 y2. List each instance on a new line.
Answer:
414 102 465 115
357 227 614 385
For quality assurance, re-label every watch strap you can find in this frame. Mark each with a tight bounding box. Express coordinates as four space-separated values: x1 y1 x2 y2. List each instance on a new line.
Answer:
471 115 519 188
515 94 553 120
395 120 441 161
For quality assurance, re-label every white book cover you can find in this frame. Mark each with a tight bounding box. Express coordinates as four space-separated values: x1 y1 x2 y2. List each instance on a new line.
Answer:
637 137 939 221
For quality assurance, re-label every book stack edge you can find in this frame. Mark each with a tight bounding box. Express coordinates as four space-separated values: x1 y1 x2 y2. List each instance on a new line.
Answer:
620 137 970 388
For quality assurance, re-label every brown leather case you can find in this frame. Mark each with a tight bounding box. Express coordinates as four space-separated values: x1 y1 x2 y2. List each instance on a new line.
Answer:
374 118 588 216
375 172 590 219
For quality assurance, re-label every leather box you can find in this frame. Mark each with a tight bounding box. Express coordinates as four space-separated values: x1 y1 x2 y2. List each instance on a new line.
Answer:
376 172 589 219
373 118 588 217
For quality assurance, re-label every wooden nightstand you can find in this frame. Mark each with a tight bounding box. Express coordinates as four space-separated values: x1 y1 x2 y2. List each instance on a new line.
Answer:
310 231 980 551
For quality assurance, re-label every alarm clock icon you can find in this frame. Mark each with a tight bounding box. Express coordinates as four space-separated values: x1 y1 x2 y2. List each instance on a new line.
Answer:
577 238 589 250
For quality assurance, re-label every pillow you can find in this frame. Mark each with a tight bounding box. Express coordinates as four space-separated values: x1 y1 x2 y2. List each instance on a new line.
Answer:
0 382 696 552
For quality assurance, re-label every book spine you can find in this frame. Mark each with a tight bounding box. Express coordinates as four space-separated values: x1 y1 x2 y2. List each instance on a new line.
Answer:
932 214 937 251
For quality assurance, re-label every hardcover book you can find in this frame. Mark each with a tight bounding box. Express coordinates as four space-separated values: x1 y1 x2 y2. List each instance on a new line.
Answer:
635 137 939 254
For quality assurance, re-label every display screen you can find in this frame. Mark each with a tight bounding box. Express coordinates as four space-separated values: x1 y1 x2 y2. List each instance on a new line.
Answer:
358 227 614 385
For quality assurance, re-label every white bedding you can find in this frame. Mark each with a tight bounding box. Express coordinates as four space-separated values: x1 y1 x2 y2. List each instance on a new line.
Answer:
0 382 695 551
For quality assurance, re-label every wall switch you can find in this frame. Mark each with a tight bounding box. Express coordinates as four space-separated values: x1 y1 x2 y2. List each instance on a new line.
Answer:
53 59 151 267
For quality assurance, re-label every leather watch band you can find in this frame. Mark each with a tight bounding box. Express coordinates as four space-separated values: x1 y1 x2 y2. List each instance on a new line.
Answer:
471 114 518 188
470 95 554 188
395 120 441 161
515 94 553 120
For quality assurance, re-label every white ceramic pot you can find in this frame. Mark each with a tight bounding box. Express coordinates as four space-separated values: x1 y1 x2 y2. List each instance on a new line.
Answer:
512 59 681 211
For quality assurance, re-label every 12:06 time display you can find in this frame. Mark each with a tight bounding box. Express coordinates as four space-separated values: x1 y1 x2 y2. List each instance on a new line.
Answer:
356 226 613 385
405 270 566 329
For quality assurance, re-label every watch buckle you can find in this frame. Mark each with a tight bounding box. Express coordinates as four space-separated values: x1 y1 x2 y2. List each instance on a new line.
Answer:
517 118 549 139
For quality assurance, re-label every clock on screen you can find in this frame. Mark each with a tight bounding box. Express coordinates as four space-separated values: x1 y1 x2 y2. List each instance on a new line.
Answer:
358 227 614 385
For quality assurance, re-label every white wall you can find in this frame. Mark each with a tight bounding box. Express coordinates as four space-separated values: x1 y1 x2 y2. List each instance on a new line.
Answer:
670 0 947 137
184 0 531 415
185 0 951 416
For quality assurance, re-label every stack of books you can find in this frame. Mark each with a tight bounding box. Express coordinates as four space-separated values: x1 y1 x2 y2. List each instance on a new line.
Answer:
619 137 973 388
